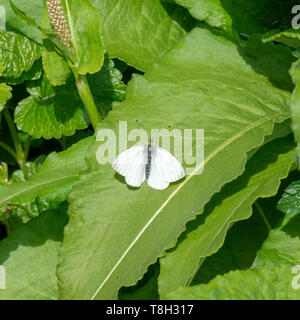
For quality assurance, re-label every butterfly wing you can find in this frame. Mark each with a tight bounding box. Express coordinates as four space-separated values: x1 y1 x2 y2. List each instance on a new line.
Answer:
146 161 170 190
112 145 147 188
147 145 185 190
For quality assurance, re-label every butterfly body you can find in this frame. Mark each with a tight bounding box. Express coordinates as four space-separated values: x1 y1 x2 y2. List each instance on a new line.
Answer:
112 141 185 190
145 143 152 180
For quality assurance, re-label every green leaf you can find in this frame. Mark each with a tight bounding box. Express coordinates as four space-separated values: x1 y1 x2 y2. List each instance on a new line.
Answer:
240 35 295 92
0 29 40 78
7 0 188 72
174 0 297 35
40 2 71 86
254 214 300 270
190 204 271 285
0 83 12 112
0 136 93 209
290 59 300 159
160 1 198 33
118 263 159 300
15 57 126 139
290 67 300 154
11 156 46 182
158 137 296 297
0 0 43 43
61 0 105 75
1 157 58 226
87 57 126 116
41 44 71 86
0 162 8 183
277 180 300 215
247 119 293 159
57 28 292 300
91 0 187 71
15 74 89 139
8 0 74 66
2 58 42 86
263 29 300 48
166 211 300 300
166 268 300 300
0 156 62 229
0 207 68 300
174 0 232 30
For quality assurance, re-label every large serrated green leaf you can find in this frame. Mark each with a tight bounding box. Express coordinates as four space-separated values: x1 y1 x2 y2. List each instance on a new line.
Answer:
2 58 42 86
0 83 12 112
15 57 126 139
57 28 293 300
0 207 68 300
0 29 40 78
14 74 89 139
0 136 92 209
158 137 296 297
91 0 186 71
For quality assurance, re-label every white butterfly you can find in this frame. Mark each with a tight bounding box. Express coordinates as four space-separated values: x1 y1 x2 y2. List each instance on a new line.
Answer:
112 142 185 190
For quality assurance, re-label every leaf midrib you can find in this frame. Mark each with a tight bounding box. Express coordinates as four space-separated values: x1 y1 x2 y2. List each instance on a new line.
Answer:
90 112 288 299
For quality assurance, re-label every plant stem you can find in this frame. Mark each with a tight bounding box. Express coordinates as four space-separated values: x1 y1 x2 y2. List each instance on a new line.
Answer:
24 136 31 161
73 72 102 130
0 141 17 159
3 108 25 167
255 201 272 231
58 135 67 151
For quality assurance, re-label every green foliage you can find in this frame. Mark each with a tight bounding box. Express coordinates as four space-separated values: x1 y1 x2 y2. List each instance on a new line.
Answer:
263 26 300 165
0 0 43 43
15 74 89 139
291 64 300 161
14 58 126 139
159 137 296 297
87 58 126 116
40 2 72 86
167 268 300 299
173 0 232 30
166 209 300 300
0 162 8 183
0 29 40 79
0 206 68 300
0 136 92 208
61 0 106 75
0 84 12 112
277 180 300 215
174 0 298 35
58 28 293 300
91 0 187 71
263 29 300 48
0 0 299 301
